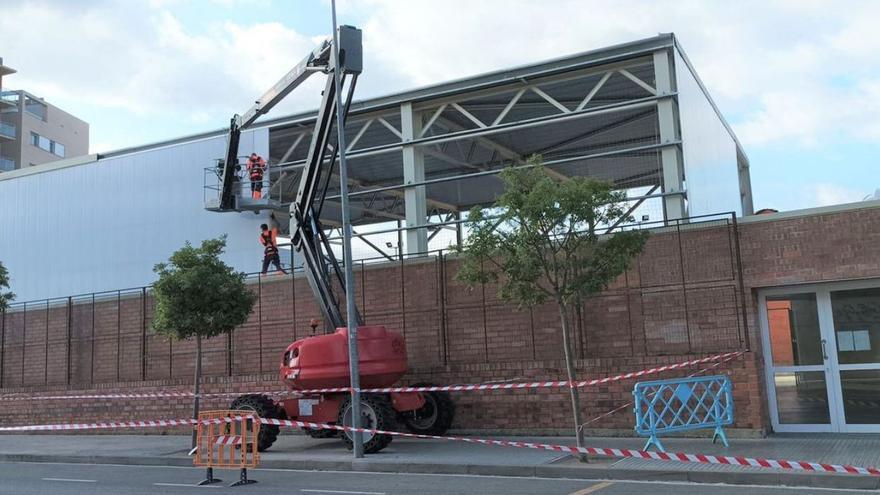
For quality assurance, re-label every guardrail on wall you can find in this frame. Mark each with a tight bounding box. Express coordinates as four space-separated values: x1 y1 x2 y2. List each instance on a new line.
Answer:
0 213 748 389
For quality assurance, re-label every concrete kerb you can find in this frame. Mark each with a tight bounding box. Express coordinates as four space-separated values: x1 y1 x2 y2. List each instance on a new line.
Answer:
1 452 878 490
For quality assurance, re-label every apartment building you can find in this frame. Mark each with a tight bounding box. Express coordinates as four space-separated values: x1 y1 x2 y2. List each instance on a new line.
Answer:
0 57 89 172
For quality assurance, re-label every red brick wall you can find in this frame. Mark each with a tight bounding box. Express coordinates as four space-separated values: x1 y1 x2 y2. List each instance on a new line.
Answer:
4 207 877 436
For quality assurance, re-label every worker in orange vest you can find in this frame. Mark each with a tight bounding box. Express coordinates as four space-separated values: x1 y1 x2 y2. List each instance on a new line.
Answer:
246 153 266 199
260 214 286 275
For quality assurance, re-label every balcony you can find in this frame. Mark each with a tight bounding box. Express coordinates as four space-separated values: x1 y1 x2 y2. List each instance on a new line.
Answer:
0 91 18 109
0 122 15 140
0 156 14 172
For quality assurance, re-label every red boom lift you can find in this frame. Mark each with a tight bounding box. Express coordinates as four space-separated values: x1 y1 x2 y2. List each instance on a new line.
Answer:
215 25 454 453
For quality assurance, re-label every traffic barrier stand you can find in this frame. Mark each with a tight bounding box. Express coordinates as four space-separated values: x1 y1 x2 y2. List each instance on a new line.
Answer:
193 410 259 487
634 375 734 452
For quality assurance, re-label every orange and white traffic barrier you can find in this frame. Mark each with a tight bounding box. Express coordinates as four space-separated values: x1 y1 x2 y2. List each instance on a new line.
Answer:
194 410 259 487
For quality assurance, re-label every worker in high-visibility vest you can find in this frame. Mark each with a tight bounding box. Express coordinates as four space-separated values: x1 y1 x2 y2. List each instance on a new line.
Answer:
246 153 266 199
259 214 286 275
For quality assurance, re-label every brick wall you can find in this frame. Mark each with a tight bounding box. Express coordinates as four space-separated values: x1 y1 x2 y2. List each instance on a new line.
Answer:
5 207 877 436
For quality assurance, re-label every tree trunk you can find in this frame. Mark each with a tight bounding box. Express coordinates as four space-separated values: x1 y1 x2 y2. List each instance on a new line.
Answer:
190 335 202 451
558 302 586 461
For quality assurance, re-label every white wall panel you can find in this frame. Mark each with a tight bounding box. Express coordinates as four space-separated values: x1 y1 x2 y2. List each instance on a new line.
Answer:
0 129 270 302
674 50 741 217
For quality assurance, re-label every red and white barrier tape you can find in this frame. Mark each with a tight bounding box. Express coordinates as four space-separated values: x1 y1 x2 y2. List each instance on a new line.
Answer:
265 418 880 477
578 351 740 431
292 352 745 394
0 351 744 402
0 413 876 477
214 435 242 446
0 390 288 402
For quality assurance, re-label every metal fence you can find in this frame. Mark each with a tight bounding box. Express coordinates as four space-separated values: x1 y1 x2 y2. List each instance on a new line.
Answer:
0 213 748 389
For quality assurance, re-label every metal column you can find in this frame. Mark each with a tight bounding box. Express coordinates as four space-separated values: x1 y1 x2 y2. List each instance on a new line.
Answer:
331 0 364 459
400 102 428 254
653 49 686 220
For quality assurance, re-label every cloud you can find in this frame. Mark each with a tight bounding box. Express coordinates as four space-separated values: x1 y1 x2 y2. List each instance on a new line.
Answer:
808 183 866 206
0 0 324 148
736 80 880 146
355 0 880 149
3 0 880 154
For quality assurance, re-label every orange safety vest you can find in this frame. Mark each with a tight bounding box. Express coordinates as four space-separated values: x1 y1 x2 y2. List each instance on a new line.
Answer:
260 227 278 256
247 156 265 180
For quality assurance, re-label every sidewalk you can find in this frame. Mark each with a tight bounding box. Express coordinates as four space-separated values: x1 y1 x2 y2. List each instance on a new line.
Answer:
0 432 878 490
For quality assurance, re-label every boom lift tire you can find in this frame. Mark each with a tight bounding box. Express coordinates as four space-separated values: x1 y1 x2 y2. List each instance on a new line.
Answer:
230 394 284 452
400 383 455 436
338 393 395 453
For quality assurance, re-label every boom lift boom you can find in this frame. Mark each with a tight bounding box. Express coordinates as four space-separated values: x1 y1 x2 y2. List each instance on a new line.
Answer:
218 25 363 331
219 25 456 455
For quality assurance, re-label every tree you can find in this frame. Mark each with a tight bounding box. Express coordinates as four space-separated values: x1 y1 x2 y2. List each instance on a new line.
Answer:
152 236 257 449
456 156 649 454
0 261 14 314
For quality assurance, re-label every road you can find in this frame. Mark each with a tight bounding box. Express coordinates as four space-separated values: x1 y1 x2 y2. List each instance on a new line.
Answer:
0 462 871 495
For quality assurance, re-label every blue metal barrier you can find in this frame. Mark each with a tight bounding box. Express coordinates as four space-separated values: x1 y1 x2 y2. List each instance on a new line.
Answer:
633 375 734 452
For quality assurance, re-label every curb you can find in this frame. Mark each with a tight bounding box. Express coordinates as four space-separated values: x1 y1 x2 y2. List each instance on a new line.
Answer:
0 453 877 491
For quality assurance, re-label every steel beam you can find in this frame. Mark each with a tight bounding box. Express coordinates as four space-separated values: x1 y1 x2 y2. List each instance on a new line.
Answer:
435 116 570 181
653 49 686 220
401 102 428 254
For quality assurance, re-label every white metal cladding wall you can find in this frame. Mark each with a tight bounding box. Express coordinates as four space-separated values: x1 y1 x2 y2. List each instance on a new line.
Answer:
0 129 269 302
674 50 742 217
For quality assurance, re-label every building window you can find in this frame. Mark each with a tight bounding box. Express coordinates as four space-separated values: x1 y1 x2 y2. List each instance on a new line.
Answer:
0 156 14 172
29 131 66 157
24 96 47 121
39 135 51 152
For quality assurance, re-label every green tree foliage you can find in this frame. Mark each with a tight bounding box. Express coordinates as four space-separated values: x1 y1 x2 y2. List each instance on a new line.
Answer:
0 261 14 313
456 156 649 452
152 236 256 341
151 236 256 447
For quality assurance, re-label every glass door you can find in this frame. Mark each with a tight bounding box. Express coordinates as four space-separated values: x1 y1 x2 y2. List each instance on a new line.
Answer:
761 292 836 432
828 286 880 433
760 281 880 433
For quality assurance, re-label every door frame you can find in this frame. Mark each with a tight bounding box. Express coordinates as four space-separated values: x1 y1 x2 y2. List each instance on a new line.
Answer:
758 278 880 433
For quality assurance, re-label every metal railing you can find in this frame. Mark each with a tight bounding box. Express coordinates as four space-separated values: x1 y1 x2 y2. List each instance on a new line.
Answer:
203 158 281 210
0 213 749 389
0 91 19 104
0 122 15 139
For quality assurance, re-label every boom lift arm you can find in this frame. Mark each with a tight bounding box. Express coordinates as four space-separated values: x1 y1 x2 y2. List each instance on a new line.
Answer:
218 25 363 331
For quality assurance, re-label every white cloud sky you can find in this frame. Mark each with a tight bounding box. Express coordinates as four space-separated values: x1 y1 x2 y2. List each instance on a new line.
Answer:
2 0 877 147
0 1 323 141
1 0 878 209
808 183 867 206
355 0 880 148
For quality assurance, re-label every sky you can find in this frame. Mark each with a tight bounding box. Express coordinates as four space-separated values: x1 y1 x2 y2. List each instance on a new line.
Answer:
2 0 879 212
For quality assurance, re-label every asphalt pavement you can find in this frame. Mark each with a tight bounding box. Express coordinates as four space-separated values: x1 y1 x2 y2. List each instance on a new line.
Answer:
0 461 875 495
2 433 879 490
